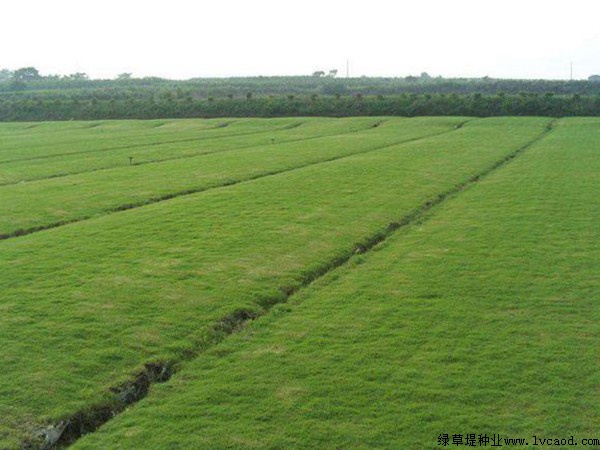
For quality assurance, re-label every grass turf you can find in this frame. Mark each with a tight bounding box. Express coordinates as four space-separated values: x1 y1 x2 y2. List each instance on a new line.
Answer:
0 118 273 163
0 117 380 184
72 117 600 449
0 117 550 448
0 117 464 238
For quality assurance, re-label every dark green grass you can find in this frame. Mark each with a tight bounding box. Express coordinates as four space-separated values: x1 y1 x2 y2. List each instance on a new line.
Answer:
0 117 381 184
74 118 600 449
0 117 465 238
0 118 548 448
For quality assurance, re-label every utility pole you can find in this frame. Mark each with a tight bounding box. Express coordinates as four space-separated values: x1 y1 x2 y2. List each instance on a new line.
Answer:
346 59 350 78
570 61 573 81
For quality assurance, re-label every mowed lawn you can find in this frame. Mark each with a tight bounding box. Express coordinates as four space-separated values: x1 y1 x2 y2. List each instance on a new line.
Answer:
72 118 600 449
1 116 581 449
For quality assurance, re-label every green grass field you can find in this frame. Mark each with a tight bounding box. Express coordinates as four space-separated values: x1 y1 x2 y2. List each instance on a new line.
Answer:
0 117 463 238
1 117 598 449
0 117 382 184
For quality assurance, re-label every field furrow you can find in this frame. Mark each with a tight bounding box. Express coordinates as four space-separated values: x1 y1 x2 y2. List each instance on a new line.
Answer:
0 117 548 448
73 117 600 449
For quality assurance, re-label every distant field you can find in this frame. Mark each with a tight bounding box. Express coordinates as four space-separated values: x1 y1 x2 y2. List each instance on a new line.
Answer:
0 117 460 237
0 117 379 183
1 117 597 449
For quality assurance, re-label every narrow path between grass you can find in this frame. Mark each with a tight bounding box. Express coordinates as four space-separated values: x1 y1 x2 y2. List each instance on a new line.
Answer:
32 119 555 450
0 120 461 242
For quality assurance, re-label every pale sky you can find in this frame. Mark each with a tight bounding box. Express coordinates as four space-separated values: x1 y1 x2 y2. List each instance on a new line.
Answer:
2 0 600 80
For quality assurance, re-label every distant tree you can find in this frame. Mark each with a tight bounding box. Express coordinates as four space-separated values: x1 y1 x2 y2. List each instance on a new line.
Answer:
328 69 338 77
320 81 348 96
589 75 600 82
67 72 88 80
13 67 41 81
160 90 174 101
312 70 325 77
420 72 431 80
117 72 132 80
246 92 253 100
227 93 234 100
0 69 13 81
9 79 26 90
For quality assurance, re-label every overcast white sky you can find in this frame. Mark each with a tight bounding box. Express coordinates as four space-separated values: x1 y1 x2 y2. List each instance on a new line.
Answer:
2 0 600 80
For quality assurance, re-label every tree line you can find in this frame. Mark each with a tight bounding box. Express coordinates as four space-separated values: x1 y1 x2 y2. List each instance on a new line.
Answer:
1 92 599 121
1 67 600 120
3 67 600 96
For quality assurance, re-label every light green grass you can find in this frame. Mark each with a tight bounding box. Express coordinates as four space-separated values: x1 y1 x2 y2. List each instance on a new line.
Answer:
0 117 548 448
74 117 600 449
0 117 464 237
